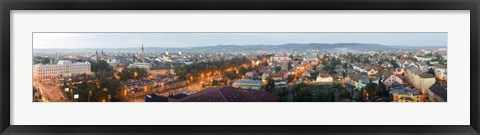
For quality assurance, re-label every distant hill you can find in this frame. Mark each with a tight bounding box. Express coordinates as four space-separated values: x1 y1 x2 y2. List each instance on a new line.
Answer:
33 43 446 54
188 43 398 53
391 45 447 51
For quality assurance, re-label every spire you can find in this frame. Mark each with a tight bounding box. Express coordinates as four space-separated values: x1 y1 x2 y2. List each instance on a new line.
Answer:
55 52 58 63
141 43 145 63
133 53 136 62
95 50 99 61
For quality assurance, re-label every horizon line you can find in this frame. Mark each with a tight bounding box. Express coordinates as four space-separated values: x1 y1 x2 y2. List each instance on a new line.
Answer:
33 42 448 49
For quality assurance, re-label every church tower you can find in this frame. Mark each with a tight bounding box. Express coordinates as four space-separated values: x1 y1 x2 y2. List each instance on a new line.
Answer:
95 50 99 61
133 53 136 62
141 43 145 63
55 52 59 64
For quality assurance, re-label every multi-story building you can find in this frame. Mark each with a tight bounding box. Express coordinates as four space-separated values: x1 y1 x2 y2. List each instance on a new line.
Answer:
303 54 318 62
352 63 367 73
128 62 152 71
271 55 290 63
434 64 447 80
428 84 447 102
383 73 405 88
414 56 434 62
405 66 436 94
33 60 91 80
389 87 422 102
148 68 173 76
315 72 333 83
232 79 263 90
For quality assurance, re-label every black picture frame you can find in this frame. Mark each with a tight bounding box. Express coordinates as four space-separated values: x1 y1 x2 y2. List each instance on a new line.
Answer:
1 0 479 135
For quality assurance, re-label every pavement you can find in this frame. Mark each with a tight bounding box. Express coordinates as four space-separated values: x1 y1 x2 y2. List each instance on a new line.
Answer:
33 81 68 102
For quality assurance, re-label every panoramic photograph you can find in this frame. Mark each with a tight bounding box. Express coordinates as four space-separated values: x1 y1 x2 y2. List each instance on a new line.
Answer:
32 33 447 102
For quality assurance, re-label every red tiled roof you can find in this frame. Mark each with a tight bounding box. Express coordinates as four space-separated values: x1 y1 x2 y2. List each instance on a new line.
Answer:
320 72 331 78
178 87 279 102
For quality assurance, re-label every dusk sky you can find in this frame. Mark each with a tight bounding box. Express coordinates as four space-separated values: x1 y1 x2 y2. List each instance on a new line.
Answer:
33 33 447 49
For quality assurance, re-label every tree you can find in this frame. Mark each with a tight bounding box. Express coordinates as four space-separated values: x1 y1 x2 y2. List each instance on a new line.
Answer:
425 53 433 57
287 75 295 83
291 83 345 102
118 67 147 80
272 88 288 102
378 60 384 65
427 68 435 76
364 82 379 101
363 58 370 64
330 57 341 66
174 56 251 81
173 65 187 80
265 77 275 92
41 57 51 64
91 60 111 73
310 71 319 80
74 59 85 62
239 66 248 75
287 62 293 70
439 60 446 65
342 63 349 69
389 59 399 69
274 66 282 73
338 87 352 100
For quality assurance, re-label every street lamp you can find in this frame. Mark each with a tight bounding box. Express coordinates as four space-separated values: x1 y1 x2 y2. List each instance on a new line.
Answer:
144 85 148 94
88 90 92 102
124 89 128 102
70 88 74 102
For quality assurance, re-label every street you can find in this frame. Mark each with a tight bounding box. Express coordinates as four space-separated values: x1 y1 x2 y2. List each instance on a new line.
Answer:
33 81 67 102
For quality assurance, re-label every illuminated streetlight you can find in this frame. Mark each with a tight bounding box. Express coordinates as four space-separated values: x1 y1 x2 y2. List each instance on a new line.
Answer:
124 89 128 102
88 90 92 102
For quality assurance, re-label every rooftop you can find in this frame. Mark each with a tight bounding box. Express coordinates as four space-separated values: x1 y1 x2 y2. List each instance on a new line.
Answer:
419 72 435 78
399 96 414 101
145 93 169 102
429 84 447 101
389 87 419 95
232 79 263 85
178 86 279 102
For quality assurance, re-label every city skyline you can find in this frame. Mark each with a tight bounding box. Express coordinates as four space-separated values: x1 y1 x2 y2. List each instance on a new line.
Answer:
33 32 447 49
32 32 447 103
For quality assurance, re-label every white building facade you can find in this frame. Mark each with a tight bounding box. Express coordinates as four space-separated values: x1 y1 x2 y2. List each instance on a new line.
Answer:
33 60 91 80
128 62 152 71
